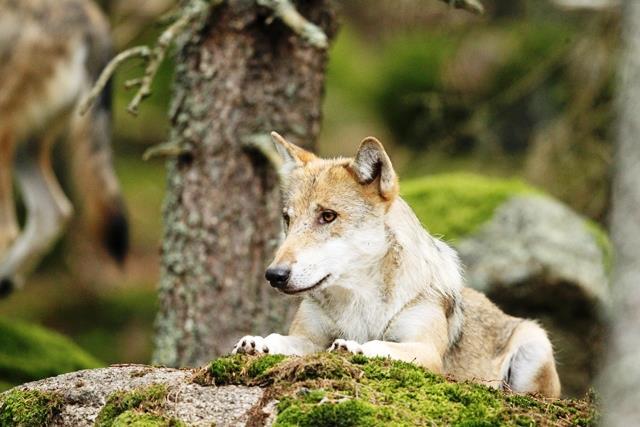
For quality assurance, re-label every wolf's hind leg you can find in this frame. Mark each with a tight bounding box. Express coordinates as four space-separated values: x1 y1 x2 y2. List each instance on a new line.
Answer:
0 136 73 294
0 129 18 259
502 321 561 398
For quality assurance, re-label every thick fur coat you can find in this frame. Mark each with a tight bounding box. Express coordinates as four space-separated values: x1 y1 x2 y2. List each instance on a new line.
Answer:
232 133 561 398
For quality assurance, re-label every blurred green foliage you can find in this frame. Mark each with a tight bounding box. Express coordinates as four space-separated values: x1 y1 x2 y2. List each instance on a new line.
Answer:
375 23 575 152
376 32 461 149
0 285 157 369
0 318 102 391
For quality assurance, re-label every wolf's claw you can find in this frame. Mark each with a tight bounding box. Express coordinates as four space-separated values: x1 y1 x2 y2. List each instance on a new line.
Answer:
328 339 363 355
232 336 269 355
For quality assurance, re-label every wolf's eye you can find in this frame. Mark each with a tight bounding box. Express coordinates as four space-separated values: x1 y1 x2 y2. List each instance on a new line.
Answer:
282 212 290 227
319 210 337 224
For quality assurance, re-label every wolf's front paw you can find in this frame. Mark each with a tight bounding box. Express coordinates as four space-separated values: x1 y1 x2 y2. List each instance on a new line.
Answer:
328 339 363 355
232 336 270 355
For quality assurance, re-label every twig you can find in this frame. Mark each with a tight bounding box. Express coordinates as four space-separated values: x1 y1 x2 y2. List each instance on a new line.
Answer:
79 46 151 115
142 140 190 161
444 0 485 14
127 0 215 115
257 0 328 48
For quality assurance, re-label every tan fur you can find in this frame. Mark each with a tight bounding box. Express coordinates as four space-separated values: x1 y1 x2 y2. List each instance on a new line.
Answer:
534 361 562 398
381 225 402 300
233 134 561 398
0 0 126 292
0 130 18 254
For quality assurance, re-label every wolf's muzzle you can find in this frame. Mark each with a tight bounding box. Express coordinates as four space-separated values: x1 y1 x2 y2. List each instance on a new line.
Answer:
265 265 291 289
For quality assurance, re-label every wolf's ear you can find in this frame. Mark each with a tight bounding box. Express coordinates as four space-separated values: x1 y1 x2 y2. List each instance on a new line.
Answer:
270 132 316 173
349 137 399 200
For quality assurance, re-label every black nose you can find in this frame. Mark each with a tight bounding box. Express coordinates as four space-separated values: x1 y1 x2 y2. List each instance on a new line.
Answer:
265 265 291 288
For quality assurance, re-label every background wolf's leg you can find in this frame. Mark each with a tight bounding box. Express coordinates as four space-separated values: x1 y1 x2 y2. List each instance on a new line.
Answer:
500 321 561 398
0 129 18 257
0 135 73 293
68 96 129 263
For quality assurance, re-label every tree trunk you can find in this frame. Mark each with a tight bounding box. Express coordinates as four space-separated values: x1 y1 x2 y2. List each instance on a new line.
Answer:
153 0 337 367
600 1 640 425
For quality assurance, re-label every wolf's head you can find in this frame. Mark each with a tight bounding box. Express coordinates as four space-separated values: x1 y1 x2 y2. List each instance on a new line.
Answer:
265 132 399 295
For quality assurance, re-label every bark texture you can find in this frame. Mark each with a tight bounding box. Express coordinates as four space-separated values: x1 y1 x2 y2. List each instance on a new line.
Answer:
153 0 337 367
601 1 640 424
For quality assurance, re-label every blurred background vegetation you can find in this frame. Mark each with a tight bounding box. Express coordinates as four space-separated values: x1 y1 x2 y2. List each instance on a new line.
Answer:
0 0 618 390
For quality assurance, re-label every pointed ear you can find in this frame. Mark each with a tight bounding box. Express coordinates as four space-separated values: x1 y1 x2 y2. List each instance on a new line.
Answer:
270 132 316 173
349 137 399 200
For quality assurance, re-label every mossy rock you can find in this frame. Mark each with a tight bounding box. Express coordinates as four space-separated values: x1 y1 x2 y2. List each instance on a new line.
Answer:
204 353 598 426
0 355 598 425
0 317 102 391
401 173 537 242
95 383 186 427
401 173 611 264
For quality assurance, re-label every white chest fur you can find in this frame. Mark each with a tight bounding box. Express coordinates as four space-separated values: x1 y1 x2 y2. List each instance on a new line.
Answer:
310 282 401 343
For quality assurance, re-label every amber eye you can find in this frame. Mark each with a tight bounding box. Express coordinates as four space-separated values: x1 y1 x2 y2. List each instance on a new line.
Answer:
319 210 338 224
282 212 290 227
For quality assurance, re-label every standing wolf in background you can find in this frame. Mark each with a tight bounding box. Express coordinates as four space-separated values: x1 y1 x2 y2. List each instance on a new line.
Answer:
0 0 128 296
233 132 561 398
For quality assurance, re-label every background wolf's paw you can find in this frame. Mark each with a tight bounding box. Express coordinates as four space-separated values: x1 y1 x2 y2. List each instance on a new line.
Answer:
232 336 269 355
328 339 364 355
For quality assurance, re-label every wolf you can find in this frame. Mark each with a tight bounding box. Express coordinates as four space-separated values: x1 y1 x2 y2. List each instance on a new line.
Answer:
0 0 128 296
232 132 561 398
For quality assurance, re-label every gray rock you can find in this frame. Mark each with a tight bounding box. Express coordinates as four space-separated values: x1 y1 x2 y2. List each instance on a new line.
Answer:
457 195 610 397
2 365 265 426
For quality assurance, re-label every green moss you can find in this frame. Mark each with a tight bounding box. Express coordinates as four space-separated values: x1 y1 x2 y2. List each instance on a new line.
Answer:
247 354 287 378
205 353 597 426
95 384 170 427
276 398 377 427
401 173 536 242
0 389 64 427
207 353 358 386
111 410 186 427
208 356 245 385
0 317 102 388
